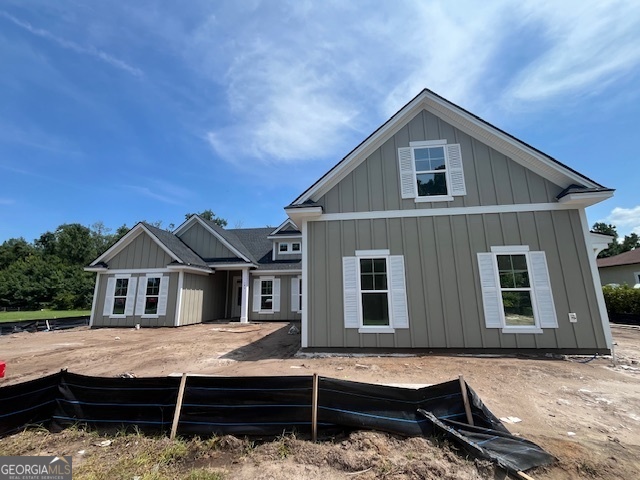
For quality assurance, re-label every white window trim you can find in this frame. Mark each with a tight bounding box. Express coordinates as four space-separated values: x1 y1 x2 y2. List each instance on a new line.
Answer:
141 273 162 319
357 253 394 333
258 276 275 314
110 274 132 319
398 141 465 203
486 247 552 334
294 275 302 313
634 271 640 284
278 242 301 255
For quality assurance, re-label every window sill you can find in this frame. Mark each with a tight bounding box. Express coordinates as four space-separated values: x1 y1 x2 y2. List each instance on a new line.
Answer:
501 327 544 334
109 314 126 319
415 195 454 203
141 314 159 319
258 311 275 315
358 327 395 334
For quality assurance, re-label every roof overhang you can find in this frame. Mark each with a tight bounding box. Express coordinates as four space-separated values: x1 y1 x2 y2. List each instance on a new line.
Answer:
84 266 108 273
285 206 323 227
268 218 300 236
267 234 302 240
166 264 213 275
291 89 606 206
207 263 257 270
557 190 614 207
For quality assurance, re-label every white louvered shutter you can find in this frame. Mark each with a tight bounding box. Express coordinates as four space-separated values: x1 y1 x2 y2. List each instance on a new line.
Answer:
135 277 149 315
343 257 359 328
389 255 409 329
398 147 416 199
103 277 116 316
477 253 502 328
273 279 281 312
124 277 138 316
446 144 466 196
291 277 300 312
529 252 558 328
157 276 169 316
252 279 260 312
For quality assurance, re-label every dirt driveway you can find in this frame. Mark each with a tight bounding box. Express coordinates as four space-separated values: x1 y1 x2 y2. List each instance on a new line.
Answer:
1 323 639 478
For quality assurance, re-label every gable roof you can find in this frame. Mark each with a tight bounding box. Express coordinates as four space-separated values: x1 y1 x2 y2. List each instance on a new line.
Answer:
268 218 301 236
597 249 640 268
89 222 210 270
290 88 609 206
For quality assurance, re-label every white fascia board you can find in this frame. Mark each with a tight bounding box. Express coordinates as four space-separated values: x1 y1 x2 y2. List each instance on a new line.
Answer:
557 191 614 206
172 214 198 235
84 266 108 273
267 234 303 240
208 264 257 271
253 269 302 275
269 218 300 236
286 207 323 227
166 265 212 275
90 223 181 266
293 90 602 205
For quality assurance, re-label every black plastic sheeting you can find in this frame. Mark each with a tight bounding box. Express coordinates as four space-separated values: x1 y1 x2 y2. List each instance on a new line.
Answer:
0 371 554 473
0 317 89 336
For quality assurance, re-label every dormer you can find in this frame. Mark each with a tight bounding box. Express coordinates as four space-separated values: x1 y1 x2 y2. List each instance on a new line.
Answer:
268 219 302 261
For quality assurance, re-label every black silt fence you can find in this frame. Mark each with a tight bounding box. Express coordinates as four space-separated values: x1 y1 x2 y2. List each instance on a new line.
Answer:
0 371 554 473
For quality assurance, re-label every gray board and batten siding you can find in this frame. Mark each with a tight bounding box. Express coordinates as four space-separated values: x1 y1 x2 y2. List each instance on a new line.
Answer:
179 272 226 326
306 210 608 352
107 231 175 269
177 222 238 260
316 109 562 214
92 272 180 327
227 273 302 322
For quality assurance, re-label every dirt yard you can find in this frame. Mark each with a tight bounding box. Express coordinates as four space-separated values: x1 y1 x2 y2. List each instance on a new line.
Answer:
1 323 639 479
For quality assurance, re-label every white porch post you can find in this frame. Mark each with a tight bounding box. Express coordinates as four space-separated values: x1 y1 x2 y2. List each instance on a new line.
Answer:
240 267 250 323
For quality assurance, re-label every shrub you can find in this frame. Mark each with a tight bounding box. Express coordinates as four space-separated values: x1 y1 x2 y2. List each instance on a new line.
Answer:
602 285 640 315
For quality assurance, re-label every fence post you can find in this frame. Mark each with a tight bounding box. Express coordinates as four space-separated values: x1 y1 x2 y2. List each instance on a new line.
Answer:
312 373 319 442
170 373 188 440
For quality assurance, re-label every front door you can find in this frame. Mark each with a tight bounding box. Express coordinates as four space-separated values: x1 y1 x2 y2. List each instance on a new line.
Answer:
231 277 242 318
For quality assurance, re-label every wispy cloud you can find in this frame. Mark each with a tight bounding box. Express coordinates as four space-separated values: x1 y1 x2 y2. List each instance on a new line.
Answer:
605 206 640 236
504 1 640 103
0 10 143 77
125 180 191 206
0 198 15 205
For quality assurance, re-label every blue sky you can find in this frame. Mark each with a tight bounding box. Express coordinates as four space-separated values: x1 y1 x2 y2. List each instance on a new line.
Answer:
1 0 639 243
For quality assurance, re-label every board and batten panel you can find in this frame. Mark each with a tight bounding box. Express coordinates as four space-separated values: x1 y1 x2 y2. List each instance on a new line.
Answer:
177 222 237 259
598 264 640 286
179 272 225 325
306 210 607 351
92 272 179 327
316 109 563 214
248 274 303 322
108 232 174 269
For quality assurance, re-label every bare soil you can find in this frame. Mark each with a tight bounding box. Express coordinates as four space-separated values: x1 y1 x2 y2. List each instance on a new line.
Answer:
1 322 639 479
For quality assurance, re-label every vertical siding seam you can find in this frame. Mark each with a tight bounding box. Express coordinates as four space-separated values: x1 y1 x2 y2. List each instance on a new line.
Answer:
340 221 347 348
545 212 567 348
325 223 332 346
433 217 450 347
568 211 600 345
450 217 467 347
523 168 533 204
488 147 499 206
470 138 483 207
505 158 517 205
414 217 426 348
468 215 487 348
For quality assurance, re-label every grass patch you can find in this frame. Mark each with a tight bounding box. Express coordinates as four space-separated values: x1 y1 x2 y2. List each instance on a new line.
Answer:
0 309 90 323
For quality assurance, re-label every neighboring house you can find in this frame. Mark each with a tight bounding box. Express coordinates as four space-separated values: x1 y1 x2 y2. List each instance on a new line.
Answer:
597 249 640 287
86 89 614 354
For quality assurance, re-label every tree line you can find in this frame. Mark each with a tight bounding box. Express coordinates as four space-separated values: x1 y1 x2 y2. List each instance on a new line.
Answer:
0 210 225 311
591 222 640 258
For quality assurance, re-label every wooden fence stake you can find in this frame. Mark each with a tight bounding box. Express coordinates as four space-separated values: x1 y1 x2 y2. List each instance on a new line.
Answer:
312 373 319 442
458 375 474 426
170 373 188 440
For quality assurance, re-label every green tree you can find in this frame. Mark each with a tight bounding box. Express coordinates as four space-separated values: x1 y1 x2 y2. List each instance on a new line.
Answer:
54 223 97 265
185 209 227 227
0 237 35 269
592 222 640 258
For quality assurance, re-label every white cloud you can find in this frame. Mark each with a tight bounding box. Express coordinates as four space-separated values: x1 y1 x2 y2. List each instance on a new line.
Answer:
605 206 640 236
0 10 143 77
125 180 191 206
505 0 640 103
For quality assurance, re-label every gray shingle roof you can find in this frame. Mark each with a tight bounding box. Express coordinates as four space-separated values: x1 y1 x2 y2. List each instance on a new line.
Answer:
200 218 256 263
142 223 211 269
227 227 301 271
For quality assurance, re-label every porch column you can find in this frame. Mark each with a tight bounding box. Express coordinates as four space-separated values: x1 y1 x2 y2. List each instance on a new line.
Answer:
240 267 250 323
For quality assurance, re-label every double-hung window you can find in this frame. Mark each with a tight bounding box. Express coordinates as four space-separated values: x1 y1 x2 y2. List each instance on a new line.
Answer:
134 275 169 317
103 274 137 318
144 277 161 315
253 276 281 314
342 250 409 333
398 141 466 202
478 246 558 334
